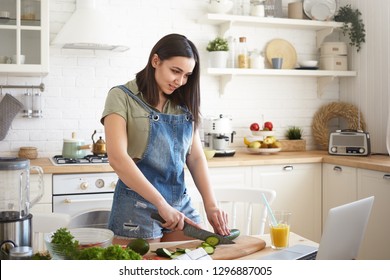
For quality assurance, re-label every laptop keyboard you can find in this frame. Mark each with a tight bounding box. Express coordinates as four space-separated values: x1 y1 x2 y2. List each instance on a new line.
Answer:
298 251 317 260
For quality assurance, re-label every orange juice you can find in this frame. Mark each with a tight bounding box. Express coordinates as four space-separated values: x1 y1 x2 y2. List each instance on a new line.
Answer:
270 223 290 249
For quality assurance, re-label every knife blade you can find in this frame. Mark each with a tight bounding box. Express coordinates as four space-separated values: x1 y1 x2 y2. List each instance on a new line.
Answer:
151 212 235 244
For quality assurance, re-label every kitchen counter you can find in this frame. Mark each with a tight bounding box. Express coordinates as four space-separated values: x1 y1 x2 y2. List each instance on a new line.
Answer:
30 150 390 174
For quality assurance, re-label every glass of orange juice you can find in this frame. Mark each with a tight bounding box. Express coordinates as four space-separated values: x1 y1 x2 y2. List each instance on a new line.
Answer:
269 211 291 249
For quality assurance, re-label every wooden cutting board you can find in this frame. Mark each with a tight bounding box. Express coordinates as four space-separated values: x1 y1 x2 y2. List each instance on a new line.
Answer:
148 236 266 260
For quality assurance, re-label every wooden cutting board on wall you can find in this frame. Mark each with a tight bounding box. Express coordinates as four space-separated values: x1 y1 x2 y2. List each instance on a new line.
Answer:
150 236 266 260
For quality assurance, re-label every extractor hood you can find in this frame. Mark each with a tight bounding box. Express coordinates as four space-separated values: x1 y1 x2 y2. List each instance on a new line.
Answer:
52 0 129 52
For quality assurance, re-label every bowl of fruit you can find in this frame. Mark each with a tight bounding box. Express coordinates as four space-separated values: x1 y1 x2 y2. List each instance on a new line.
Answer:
246 121 281 154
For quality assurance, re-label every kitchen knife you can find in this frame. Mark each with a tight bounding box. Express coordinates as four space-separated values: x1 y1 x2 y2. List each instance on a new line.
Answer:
151 212 235 244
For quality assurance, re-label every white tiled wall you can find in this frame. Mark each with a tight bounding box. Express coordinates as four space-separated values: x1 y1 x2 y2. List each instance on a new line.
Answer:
0 0 342 157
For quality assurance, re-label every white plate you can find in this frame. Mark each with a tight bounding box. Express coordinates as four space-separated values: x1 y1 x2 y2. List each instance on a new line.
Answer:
247 147 281 154
303 0 337 21
251 130 275 137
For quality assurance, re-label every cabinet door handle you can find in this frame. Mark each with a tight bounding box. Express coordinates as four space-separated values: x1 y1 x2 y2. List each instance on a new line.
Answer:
333 166 343 172
283 165 294 171
384 174 390 180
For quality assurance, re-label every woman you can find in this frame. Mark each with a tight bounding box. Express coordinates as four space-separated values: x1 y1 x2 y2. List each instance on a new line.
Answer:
101 33 230 243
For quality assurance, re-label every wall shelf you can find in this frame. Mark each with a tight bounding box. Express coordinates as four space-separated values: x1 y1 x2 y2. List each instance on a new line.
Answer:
207 68 357 96
199 13 343 48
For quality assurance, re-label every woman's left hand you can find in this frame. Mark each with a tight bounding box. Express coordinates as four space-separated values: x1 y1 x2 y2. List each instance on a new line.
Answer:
206 207 230 236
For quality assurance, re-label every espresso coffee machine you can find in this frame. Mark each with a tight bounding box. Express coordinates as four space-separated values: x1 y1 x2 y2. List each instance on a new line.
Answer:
203 114 236 157
0 157 44 259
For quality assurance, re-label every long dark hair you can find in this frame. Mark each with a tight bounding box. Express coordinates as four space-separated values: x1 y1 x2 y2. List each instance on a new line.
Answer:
136 33 201 127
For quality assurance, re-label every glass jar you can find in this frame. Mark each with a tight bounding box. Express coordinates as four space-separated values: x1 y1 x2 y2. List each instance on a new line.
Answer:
237 37 249 69
250 0 265 17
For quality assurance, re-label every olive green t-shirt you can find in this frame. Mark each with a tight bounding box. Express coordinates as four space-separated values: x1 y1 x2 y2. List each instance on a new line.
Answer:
101 80 184 159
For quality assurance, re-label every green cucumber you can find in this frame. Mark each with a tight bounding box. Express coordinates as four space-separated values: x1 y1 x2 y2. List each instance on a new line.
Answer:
202 246 215 255
226 229 240 240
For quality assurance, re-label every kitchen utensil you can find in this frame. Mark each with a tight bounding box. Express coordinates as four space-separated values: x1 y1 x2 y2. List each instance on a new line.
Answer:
0 94 24 141
44 227 114 259
265 39 297 69
303 0 337 21
203 114 236 157
299 60 318 68
151 212 235 244
62 132 91 159
0 157 44 259
91 130 107 156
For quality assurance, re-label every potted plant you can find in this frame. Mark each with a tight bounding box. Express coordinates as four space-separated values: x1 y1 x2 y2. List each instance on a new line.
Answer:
334 4 366 52
206 36 229 68
280 126 306 152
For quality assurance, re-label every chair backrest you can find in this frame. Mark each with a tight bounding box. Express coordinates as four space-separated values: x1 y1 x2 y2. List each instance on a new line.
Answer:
32 212 71 253
187 187 276 235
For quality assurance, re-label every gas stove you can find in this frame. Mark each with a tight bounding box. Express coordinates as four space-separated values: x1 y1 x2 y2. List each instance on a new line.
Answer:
51 154 109 165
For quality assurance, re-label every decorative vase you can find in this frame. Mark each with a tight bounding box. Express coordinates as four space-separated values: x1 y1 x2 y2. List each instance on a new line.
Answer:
208 51 228 68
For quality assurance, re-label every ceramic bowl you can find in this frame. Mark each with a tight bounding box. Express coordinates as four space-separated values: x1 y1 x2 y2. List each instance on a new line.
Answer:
44 228 114 259
203 148 216 160
207 0 234 14
299 60 318 68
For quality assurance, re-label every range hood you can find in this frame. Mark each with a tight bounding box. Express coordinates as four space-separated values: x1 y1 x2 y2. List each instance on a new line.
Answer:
52 0 129 52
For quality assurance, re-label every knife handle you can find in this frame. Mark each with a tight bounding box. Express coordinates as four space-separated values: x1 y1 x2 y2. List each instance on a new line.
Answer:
151 212 166 223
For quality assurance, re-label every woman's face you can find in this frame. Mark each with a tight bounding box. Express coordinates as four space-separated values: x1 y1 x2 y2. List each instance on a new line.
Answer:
152 54 196 95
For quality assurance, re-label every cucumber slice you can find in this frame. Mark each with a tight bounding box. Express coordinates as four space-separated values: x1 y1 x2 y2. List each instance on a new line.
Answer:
202 245 215 255
155 248 173 258
205 236 220 247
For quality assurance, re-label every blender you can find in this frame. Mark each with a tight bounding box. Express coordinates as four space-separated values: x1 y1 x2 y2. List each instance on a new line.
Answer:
203 114 236 157
0 157 44 259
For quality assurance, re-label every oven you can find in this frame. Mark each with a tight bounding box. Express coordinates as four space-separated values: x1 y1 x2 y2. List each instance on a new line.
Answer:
52 172 118 228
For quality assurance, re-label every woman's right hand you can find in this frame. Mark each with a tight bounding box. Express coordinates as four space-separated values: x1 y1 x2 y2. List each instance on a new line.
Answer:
157 206 200 231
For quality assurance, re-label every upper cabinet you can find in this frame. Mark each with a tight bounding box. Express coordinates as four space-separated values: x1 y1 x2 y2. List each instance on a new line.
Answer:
0 0 49 76
199 13 357 95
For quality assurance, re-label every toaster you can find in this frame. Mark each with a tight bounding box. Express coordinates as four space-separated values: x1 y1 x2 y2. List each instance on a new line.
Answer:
328 130 371 156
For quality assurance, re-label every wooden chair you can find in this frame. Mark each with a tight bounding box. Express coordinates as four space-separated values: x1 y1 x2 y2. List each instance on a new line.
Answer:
32 212 71 253
187 187 276 235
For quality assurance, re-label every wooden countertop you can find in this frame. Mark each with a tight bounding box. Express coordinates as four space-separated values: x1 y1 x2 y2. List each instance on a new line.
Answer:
31 150 390 174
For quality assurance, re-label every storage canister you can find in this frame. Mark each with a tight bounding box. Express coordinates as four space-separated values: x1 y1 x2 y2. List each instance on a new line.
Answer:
320 42 348 56
320 55 348 71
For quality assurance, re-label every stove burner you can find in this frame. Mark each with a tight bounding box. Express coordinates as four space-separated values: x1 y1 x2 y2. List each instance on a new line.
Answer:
53 155 108 164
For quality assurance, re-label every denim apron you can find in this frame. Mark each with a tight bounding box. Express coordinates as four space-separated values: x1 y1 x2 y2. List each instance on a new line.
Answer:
108 85 200 239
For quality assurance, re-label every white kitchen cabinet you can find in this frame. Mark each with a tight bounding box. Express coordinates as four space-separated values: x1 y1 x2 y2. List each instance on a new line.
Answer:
200 13 357 95
30 173 52 214
322 163 357 226
357 169 390 259
185 166 252 192
252 163 322 242
0 0 49 76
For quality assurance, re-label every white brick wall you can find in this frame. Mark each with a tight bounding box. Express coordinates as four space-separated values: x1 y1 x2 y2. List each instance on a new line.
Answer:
0 0 341 157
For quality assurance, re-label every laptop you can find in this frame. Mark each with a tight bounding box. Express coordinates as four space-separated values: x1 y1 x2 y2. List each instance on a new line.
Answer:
260 196 375 260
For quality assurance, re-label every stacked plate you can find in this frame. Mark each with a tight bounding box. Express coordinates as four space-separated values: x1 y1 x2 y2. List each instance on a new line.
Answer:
303 0 337 21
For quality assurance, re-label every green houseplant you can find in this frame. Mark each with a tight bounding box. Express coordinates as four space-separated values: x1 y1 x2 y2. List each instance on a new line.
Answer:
280 126 306 152
286 126 303 140
206 37 229 52
334 4 366 52
206 37 229 68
